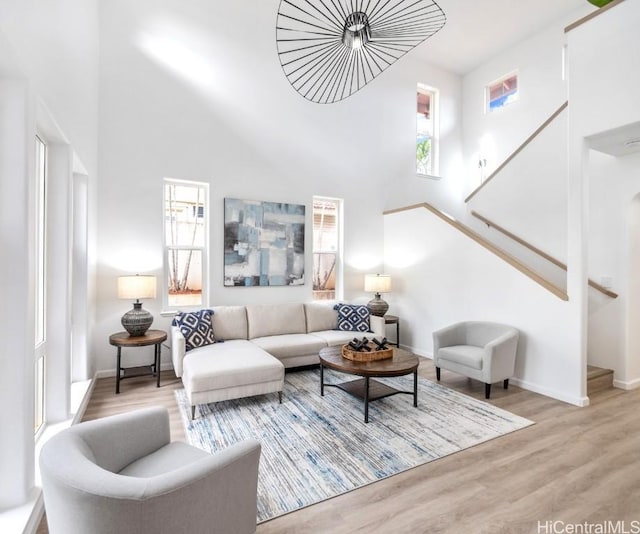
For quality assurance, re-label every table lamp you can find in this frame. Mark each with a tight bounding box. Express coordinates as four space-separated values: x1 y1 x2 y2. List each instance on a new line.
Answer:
364 274 391 317
117 274 157 336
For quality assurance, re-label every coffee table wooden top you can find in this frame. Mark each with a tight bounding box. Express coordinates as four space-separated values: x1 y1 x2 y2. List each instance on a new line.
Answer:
319 345 419 377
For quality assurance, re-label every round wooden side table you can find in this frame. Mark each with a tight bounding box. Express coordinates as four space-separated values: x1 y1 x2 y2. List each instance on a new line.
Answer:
109 329 167 394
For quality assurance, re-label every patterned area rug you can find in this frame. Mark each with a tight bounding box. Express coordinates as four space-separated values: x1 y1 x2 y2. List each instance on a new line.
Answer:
175 368 533 523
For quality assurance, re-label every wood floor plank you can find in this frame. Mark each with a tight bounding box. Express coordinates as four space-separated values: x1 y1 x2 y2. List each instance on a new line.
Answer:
37 364 640 534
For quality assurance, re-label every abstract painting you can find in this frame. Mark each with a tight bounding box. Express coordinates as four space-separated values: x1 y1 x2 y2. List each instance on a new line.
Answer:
224 198 305 287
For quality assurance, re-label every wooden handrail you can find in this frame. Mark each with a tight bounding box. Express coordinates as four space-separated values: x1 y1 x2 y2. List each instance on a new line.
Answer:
565 0 627 33
383 203 569 301
471 210 618 299
464 101 568 203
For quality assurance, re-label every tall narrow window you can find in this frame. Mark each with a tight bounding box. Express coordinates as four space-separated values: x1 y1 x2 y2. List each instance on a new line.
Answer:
312 197 342 300
163 179 209 310
486 72 518 112
416 84 439 177
34 135 47 435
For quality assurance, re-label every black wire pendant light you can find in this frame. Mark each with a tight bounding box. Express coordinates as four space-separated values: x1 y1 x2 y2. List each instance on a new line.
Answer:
276 0 446 104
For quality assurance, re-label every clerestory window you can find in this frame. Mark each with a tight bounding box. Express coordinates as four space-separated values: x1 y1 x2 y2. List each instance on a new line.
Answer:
486 72 518 112
416 84 439 177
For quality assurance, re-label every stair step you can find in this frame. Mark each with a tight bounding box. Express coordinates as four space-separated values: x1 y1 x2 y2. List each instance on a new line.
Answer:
587 365 614 396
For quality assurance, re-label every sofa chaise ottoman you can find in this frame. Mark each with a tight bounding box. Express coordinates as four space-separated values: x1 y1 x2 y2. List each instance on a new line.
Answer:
172 302 385 418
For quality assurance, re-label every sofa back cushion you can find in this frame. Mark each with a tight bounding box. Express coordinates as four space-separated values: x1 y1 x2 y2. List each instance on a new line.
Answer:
246 303 306 339
212 306 248 340
304 302 339 332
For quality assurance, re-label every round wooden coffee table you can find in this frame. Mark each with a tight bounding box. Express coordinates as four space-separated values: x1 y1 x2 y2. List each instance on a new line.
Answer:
318 345 420 423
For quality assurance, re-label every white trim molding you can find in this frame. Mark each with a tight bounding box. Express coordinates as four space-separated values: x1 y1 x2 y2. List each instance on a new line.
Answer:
613 378 640 390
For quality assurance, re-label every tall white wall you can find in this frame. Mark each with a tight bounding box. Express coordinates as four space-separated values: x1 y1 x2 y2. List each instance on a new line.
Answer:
0 0 99 520
459 9 593 270
452 2 640 392
380 62 464 219
384 207 585 406
95 0 464 373
461 8 588 193
0 78 34 509
0 0 99 175
568 0 640 388
466 111 570 294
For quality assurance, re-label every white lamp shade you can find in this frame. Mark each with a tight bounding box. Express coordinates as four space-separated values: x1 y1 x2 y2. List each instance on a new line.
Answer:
364 274 391 293
117 275 157 300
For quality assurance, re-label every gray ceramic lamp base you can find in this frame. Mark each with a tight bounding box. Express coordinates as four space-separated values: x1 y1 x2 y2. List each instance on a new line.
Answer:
367 294 389 317
121 301 153 337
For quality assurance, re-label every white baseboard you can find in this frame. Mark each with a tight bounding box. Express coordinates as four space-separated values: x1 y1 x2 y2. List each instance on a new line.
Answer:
404 344 589 407
613 377 640 390
399 344 432 359
71 379 95 425
509 377 589 407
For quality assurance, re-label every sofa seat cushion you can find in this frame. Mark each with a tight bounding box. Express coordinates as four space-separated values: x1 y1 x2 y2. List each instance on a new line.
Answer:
182 340 284 394
438 345 484 370
251 334 326 359
310 330 366 347
119 441 211 477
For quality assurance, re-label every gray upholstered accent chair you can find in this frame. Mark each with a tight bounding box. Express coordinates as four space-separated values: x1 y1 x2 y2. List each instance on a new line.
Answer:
433 321 519 399
39 406 261 534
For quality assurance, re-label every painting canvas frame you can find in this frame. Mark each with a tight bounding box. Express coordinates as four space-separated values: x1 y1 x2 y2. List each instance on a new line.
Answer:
224 198 305 287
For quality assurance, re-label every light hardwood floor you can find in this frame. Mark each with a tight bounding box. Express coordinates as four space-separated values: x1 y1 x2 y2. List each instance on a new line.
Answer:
38 363 640 533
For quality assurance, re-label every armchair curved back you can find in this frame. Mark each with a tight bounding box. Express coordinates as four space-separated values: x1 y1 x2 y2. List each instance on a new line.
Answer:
40 406 261 534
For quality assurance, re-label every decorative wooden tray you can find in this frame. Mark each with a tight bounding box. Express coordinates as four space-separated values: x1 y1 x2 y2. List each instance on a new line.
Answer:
341 343 393 362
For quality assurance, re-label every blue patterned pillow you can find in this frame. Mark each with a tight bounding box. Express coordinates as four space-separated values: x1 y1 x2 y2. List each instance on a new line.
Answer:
172 309 216 352
334 304 370 332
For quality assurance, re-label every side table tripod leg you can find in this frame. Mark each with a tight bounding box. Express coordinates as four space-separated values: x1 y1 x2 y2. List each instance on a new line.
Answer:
413 370 418 407
115 347 121 394
320 364 324 396
156 343 161 388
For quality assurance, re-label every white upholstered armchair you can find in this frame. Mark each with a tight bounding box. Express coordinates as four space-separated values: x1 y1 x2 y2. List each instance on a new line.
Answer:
432 321 519 399
39 406 261 534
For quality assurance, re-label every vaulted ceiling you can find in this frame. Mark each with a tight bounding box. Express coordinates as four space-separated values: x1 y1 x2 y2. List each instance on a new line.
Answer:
412 0 592 74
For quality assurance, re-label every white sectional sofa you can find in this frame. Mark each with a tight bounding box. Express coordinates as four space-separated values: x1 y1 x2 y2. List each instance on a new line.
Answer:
171 302 385 418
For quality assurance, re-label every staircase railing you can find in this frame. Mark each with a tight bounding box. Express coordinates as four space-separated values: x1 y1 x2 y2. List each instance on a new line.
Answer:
471 210 618 299
383 203 568 300
565 0 627 33
464 101 568 203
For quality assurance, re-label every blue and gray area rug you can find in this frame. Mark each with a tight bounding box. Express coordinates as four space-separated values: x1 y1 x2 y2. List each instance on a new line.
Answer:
175 368 533 523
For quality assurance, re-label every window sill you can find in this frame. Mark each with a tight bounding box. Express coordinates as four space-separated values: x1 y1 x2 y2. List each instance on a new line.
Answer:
417 173 442 180
0 379 93 534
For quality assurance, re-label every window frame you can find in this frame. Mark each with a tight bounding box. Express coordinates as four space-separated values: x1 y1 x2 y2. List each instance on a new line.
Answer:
162 178 210 313
486 71 519 113
312 196 343 301
416 83 440 179
34 134 47 437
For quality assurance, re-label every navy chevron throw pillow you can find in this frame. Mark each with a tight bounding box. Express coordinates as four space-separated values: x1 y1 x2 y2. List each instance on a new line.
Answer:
334 303 371 332
173 309 216 352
